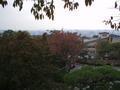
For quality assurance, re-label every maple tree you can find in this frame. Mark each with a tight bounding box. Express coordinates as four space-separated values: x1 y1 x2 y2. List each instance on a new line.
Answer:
48 30 83 69
48 30 83 55
49 31 83 56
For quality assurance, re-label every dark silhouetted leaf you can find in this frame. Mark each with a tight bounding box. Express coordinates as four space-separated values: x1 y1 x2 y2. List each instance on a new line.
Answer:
111 16 113 20
115 2 117 8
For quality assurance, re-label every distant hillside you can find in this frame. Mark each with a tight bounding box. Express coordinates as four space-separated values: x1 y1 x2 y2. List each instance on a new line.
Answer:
29 29 120 37
0 29 120 37
110 34 120 38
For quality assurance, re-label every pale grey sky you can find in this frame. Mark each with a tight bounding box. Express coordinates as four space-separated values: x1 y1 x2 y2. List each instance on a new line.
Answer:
0 0 118 30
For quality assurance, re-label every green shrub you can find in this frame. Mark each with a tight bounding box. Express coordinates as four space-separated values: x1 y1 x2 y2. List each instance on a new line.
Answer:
64 65 120 89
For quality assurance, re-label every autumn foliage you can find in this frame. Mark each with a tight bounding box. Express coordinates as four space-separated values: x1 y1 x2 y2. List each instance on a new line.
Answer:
48 31 83 57
0 30 84 89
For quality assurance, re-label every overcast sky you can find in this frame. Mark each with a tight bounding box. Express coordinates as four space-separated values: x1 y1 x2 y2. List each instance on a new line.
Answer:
0 0 118 30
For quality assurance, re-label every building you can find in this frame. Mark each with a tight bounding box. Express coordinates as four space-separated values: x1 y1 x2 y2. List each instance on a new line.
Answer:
99 32 109 39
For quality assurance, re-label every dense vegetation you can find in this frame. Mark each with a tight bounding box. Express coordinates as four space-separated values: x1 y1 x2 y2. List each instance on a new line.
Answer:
0 30 82 89
96 41 120 60
0 30 120 89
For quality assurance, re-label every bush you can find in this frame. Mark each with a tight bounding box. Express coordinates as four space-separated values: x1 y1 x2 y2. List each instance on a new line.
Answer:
64 65 120 89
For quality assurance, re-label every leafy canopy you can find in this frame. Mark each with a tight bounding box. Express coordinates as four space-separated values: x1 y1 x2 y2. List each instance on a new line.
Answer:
0 0 94 20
